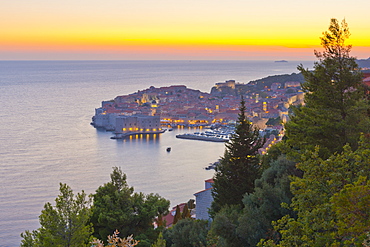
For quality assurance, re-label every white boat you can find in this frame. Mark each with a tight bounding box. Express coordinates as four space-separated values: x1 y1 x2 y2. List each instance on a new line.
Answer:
176 133 229 142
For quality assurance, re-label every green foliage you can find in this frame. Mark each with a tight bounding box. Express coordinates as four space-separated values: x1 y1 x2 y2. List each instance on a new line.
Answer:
210 205 243 247
210 156 300 247
262 135 370 246
164 218 210 247
258 20 370 246
90 167 134 240
20 230 39 247
260 141 293 169
211 97 265 214
151 232 166 247
285 18 370 159
330 176 370 244
90 167 170 245
239 156 301 246
20 183 93 247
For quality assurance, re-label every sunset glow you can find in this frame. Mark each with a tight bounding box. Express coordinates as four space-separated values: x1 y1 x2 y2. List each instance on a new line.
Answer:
1 0 370 60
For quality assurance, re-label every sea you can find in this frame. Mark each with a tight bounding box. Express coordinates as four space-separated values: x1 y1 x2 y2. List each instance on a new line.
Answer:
0 60 313 246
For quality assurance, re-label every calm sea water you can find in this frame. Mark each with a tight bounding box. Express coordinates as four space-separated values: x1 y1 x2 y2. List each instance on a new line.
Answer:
0 60 313 246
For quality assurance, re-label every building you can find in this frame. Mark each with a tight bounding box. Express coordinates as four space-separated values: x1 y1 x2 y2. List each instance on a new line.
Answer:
115 115 162 134
284 81 301 88
271 82 282 91
194 178 214 221
91 109 118 131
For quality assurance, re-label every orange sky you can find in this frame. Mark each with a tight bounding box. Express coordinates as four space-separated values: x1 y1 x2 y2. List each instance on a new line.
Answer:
1 0 370 60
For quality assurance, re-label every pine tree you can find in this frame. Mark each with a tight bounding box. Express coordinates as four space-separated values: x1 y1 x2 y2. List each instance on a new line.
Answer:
90 167 169 243
211 97 265 214
285 18 370 159
20 183 93 247
260 135 370 246
151 232 166 247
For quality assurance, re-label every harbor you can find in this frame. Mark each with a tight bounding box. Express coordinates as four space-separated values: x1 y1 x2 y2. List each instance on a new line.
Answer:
176 128 233 142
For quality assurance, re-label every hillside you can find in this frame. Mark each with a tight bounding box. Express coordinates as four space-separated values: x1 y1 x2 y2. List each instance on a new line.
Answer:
357 57 370 68
248 72 304 90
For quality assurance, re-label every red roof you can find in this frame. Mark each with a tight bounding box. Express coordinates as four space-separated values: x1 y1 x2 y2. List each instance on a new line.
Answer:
363 77 370 87
194 178 214 195
194 187 212 196
161 203 187 228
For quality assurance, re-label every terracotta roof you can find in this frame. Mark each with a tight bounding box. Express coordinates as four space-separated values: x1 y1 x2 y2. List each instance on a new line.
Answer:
194 187 212 196
161 203 187 228
363 77 370 87
363 76 370 82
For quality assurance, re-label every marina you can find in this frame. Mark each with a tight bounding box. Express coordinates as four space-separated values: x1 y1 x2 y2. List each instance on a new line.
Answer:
176 128 233 142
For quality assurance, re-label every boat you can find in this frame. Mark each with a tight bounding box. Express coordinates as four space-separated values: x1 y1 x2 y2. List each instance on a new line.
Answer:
205 161 219 170
166 147 171 152
175 127 233 142
176 133 229 142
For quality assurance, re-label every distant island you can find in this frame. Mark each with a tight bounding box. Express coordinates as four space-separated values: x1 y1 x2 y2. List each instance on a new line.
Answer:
274 60 288 63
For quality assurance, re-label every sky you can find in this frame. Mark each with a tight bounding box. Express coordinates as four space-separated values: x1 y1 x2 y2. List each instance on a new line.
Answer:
1 0 370 60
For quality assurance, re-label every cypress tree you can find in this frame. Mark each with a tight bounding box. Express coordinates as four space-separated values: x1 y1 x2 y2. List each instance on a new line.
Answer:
181 203 190 219
172 205 181 225
211 97 265 214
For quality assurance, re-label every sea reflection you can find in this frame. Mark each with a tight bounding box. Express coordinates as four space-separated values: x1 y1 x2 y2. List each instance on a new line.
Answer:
114 133 160 144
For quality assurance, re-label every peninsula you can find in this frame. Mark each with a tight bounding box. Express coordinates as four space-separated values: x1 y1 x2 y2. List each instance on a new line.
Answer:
91 73 306 145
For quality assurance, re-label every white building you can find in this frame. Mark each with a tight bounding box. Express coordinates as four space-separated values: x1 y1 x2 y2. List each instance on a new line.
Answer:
194 178 214 221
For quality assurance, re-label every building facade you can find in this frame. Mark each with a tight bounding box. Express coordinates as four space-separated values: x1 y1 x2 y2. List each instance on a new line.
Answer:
115 115 162 133
194 178 214 221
